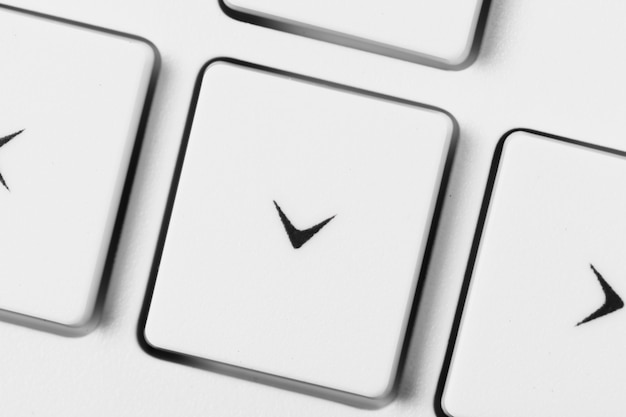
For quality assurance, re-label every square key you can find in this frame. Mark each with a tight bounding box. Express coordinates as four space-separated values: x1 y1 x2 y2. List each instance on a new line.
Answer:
221 0 488 68
0 7 155 334
142 59 454 405
441 130 626 417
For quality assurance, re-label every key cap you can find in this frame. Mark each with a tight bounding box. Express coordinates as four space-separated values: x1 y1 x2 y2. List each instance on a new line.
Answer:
220 0 488 69
441 130 626 417
0 6 156 334
142 59 454 406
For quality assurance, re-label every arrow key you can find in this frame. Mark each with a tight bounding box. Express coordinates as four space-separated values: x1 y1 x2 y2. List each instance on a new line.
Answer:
142 59 454 406
441 130 626 417
0 7 155 334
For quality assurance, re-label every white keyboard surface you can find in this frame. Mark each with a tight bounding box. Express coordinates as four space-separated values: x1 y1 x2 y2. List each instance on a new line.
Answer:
441 130 626 417
0 6 154 334
143 59 452 406
1 1 626 416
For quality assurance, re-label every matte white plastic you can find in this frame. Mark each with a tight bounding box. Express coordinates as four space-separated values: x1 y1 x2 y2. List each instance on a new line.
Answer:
144 60 452 403
0 7 154 332
2 1 626 416
223 0 485 67
443 130 626 417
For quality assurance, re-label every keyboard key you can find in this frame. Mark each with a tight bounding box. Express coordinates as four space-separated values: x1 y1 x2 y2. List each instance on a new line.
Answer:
142 59 454 406
0 7 156 334
220 0 488 68
441 130 626 417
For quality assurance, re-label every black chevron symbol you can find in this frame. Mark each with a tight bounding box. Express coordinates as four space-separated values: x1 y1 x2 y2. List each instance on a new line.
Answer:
577 264 624 326
0 129 24 191
273 200 335 249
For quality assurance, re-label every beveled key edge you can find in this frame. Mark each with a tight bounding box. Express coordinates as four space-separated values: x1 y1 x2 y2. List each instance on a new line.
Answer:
218 0 493 70
435 128 626 417
0 2 161 336
136 56 459 408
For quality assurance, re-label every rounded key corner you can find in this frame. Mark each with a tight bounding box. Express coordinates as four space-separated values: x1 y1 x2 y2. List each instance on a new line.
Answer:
438 390 458 417
438 0 490 71
0 4 160 63
53 304 101 337
497 129 626 161
303 370 400 409
127 36 161 67
217 0 267 26
396 49 476 72
434 38 478 71
494 128 578 160
140 319 170 355
432 109 458 144
200 57 237 74
196 58 257 88
60 316 99 338
500 127 530 140
0 308 100 338
493 128 537 155
219 0 242 13
140 320 158 349
414 107 457 155
356 377 399 409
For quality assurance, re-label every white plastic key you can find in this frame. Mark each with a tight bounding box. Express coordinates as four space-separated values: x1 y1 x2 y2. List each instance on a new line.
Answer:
0 7 155 334
442 130 626 417
221 0 487 68
143 59 454 406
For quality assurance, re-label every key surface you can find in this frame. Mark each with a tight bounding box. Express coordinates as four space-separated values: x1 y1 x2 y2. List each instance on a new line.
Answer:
0 7 155 334
142 59 454 406
221 0 488 68
441 130 626 417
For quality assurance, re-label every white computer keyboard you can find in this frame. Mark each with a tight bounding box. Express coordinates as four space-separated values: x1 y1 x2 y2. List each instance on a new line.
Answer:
1 1 626 416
